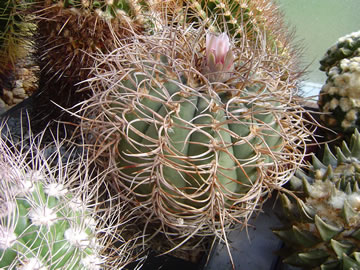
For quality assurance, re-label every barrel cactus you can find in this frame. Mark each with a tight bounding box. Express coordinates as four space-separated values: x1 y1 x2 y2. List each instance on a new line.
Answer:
0 124 141 269
32 0 160 87
318 31 360 133
273 129 360 269
29 0 163 128
77 22 311 253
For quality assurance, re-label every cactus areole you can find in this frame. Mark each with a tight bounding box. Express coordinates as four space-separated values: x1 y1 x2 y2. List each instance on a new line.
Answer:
84 27 307 233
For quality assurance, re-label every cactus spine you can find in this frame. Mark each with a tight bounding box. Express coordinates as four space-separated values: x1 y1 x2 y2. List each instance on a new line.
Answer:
273 129 360 269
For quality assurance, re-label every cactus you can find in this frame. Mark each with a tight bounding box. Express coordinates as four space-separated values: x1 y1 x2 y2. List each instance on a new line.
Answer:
32 0 160 88
161 0 295 58
28 0 164 129
318 32 360 133
318 56 360 133
320 31 360 73
273 129 360 269
77 23 311 253
0 123 142 269
0 0 34 85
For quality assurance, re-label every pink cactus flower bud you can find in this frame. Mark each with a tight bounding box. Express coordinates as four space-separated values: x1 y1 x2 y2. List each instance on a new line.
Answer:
203 32 234 82
206 33 230 66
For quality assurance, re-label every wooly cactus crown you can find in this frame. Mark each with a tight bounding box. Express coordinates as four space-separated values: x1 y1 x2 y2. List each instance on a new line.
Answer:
274 129 360 269
318 56 360 132
76 20 311 256
0 124 142 269
318 31 360 133
320 31 360 73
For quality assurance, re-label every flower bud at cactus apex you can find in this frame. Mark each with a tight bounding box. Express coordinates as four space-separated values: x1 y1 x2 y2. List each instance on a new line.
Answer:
203 32 234 82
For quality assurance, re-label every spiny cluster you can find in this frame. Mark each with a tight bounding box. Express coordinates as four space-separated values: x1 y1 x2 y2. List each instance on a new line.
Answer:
0 124 142 269
320 31 360 73
274 129 360 269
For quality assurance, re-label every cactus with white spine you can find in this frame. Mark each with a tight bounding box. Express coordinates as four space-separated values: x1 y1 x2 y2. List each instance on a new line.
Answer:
318 31 360 133
77 21 312 256
0 123 141 269
273 129 360 269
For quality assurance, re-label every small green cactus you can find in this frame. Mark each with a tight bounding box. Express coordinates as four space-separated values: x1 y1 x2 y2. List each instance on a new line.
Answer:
318 31 360 133
0 123 142 269
273 129 360 269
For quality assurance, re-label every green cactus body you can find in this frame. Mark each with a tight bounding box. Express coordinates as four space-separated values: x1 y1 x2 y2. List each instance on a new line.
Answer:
318 31 360 133
318 55 360 133
274 130 360 270
0 124 143 269
0 170 102 269
117 73 282 204
0 0 33 76
80 25 310 241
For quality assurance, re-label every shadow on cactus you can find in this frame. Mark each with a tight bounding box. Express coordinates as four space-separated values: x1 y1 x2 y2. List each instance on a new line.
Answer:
74 21 314 259
273 129 360 269
0 122 144 269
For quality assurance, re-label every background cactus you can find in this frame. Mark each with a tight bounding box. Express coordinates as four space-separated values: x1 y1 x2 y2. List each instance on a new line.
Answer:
0 0 36 107
273 129 360 269
0 0 33 75
0 123 143 269
76 21 312 256
320 31 360 73
318 31 360 134
28 0 162 130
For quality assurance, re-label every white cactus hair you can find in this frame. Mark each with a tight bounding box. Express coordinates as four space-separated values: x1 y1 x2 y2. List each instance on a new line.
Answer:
0 120 144 269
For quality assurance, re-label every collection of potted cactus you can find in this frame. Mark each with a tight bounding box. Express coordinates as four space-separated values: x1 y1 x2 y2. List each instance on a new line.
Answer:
0 0 360 269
